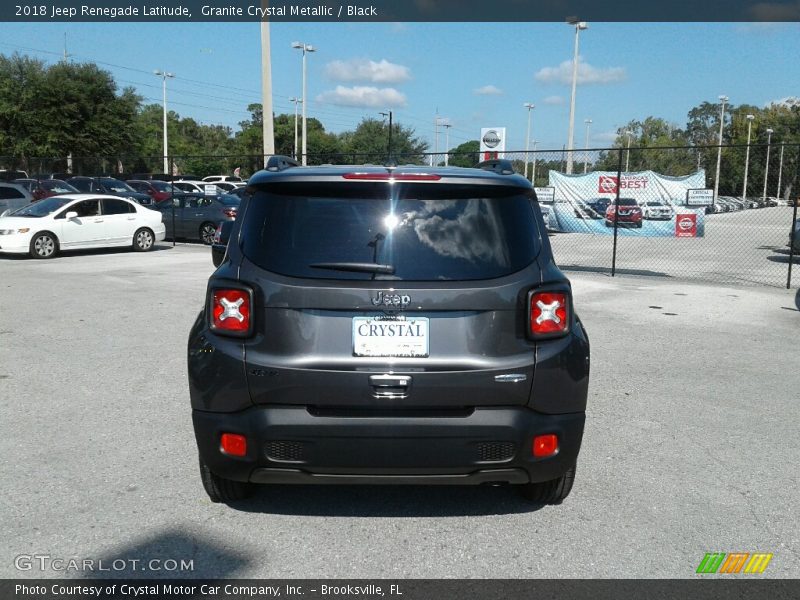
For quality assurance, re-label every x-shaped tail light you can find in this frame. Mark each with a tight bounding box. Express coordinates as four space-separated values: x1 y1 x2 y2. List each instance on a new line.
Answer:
529 291 569 338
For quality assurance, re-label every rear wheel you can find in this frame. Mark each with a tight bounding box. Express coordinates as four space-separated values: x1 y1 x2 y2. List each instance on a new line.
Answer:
200 222 216 245
199 457 253 503
29 232 58 259
133 228 155 251
518 464 576 504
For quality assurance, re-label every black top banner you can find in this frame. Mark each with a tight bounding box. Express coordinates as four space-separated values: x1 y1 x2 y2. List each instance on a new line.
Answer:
2 0 800 22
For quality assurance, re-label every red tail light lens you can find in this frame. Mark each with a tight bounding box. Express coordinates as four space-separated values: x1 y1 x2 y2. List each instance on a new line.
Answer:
529 291 569 338
532 434 559 458
211 288 252 335
220 433 247 457
213 223 223 244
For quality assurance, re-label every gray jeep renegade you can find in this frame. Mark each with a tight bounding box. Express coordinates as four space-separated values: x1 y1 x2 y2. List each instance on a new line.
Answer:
188 158 590 504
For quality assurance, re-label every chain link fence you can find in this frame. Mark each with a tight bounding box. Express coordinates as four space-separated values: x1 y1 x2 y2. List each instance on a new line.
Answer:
2 145 797 288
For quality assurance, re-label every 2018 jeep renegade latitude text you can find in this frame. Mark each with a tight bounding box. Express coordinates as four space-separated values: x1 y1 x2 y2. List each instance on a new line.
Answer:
188 159 590 504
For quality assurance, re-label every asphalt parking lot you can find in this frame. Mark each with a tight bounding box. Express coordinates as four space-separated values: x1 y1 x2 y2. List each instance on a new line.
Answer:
1 243 798 579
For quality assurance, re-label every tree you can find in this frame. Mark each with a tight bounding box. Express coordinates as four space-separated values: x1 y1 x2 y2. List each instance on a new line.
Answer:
447 140 480 167
338 118 428 164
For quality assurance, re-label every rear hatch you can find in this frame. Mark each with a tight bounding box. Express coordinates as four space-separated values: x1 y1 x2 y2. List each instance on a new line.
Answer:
238 179 543 410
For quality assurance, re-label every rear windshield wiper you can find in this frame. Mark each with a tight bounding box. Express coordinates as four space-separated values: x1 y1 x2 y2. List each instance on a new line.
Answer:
309 262 396 275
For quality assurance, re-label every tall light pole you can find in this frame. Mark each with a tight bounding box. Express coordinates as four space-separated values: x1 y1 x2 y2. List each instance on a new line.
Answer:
291 41 316 165
441 122 452 166
624 129 633 172
531 141 538 185
154 69 174 174
379 110 393 160
741 113 755 202
713 95 728 202
583 118 592 174
776 141 785 200
523 102 535 179
762 128 773 202
565 17 588 175
260 14 275 165
289 97 302 159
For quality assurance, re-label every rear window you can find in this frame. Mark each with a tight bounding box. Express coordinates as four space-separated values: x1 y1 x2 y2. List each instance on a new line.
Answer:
242 182 540 281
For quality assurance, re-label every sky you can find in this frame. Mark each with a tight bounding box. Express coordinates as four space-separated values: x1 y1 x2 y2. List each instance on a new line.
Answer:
1 21 798 153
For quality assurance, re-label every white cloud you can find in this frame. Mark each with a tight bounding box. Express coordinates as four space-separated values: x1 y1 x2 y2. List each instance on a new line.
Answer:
316 86 407 108
543 95 565 105
535 58 626 86
325 59 411 84
473 85 503 96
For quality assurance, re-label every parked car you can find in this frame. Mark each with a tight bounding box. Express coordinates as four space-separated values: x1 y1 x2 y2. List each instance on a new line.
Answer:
66 177 154 206
13 178 78 201
640 201 674 220
171 180 209 194
202 175 243 183
227 186 251 201
189 157 590 505
153 192 239 244
210 181 246 192
126 179 176 203
0 182 34 216
605 198 642 228
0 194 165 258
585 198 611 218
211 219 235 267
0 169 29 182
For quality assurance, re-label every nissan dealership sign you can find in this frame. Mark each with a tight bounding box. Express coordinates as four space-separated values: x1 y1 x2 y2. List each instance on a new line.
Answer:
480 127 506 160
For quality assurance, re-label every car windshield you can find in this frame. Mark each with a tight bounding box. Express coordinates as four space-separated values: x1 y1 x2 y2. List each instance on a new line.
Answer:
10 196 72 217
100 178 135 193
242 182 540 281
150 181 173 192
43 180 78 193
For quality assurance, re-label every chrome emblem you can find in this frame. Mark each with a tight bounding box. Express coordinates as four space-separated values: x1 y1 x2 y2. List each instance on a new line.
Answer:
371 291 411 308
535 300 562 324
219 297 245 322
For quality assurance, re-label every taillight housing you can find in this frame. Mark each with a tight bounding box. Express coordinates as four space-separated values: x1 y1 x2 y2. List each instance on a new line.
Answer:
528 288 570 339
209 286 253 337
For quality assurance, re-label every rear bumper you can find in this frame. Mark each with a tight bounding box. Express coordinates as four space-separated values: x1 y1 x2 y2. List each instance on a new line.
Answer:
193 406 585 485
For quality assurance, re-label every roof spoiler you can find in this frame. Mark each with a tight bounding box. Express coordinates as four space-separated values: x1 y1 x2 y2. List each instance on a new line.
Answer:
266 155 300 172
475 159 516 175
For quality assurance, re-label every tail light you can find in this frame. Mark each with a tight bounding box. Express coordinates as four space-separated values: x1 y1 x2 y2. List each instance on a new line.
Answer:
222 208 237 218
210 287 253 336
220 433 247 457
532 434 559 458
213 223 223 244
342 173 441 181
528 289 570 339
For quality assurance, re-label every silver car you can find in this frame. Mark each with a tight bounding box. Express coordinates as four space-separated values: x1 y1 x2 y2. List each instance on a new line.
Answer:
155 193 239 244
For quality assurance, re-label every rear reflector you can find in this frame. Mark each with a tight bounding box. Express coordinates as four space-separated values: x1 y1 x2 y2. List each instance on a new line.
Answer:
529 291 569 337
532 434 559 458
220 433 247 457
213 223 223 244
211 288 251 334
342 173 441 181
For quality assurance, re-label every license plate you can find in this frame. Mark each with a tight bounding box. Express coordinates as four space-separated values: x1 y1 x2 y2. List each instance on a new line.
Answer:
352 316 429 358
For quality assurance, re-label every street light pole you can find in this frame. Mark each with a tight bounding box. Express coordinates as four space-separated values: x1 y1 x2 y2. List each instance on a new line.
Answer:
713 95 728 202
742 114 754 202
565 18 588 175
776 142 785 200
154 69 174 174
531 141 538 185
523 103 535 179
625 130 632 172
289 97 302 159
583 118 592 174
292 41 316 165
379 110 393 160
442 122 451 166
762 128 773 202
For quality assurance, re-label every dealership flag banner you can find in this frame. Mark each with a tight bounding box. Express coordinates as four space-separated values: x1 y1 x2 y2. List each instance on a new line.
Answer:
543 169 707 237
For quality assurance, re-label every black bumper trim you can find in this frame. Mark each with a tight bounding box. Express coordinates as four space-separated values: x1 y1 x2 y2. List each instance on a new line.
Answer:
250 467 530 485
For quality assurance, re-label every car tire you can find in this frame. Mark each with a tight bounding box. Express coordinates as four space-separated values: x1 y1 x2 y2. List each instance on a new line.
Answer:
29 232 58 259
518 464 576 504
636 222 642 228
199 457 253 503
604 220 611 227
200 222 217 246
133 228 155 252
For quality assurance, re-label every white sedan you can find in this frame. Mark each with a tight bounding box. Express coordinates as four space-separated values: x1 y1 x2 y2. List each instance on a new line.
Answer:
0 194 166 259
